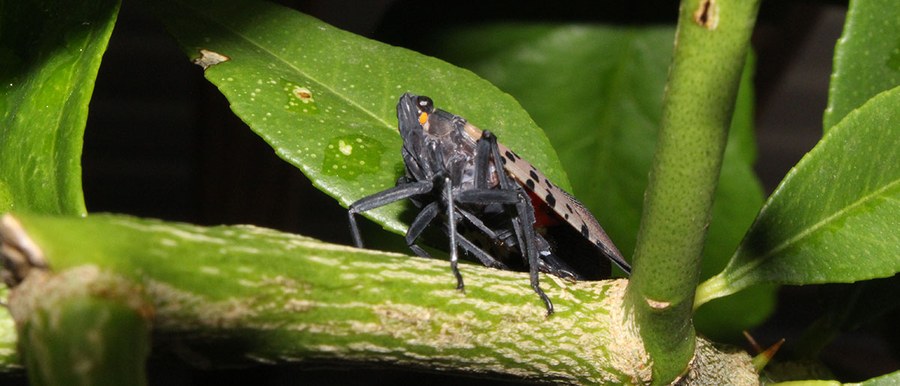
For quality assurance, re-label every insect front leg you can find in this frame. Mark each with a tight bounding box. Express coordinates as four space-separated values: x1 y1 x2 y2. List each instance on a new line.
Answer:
348 180 433 248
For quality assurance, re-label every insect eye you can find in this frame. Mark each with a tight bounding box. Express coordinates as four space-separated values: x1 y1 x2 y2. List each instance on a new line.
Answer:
416 96 434 113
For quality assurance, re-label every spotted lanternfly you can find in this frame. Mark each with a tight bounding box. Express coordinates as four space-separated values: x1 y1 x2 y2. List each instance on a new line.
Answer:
348 93 630 314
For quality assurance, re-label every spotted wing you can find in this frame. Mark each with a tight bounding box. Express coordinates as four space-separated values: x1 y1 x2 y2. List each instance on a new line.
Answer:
464 122 631 274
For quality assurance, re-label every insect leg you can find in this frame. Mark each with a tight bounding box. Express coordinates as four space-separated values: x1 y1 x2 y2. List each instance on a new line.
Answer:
474 131 532 267
473 132 492 190
453 229 510 270
454 188 530 266
443 176 464 291
515 190 554 315
464 206 577 281
479 131 515 187
449 206 511 269
456 207 500 240
474 130 532 261
455 189 520 204
348 180 433 248
534 234 578 281
405 201 439 257
480 130 554 314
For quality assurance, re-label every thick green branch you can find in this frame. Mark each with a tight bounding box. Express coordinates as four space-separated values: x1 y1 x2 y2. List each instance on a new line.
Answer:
0 213 759 384
625 0 761 383
2 213 647 384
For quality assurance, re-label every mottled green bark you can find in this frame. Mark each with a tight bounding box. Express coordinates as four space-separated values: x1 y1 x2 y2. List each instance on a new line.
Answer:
0 213 758 384
3 213 647 384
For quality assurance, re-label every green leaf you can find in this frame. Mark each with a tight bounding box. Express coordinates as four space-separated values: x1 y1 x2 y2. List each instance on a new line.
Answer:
428 24 770 338
697 87 900 304
0 0 120 216
0 0 119 373
854 370 900 386
154 0 569 236
823 0 900 131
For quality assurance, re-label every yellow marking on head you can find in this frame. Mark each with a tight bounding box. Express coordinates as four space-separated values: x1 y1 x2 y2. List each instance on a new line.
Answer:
418 112 429 125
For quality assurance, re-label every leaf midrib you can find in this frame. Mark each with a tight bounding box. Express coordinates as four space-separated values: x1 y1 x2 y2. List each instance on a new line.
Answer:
728 177 900 282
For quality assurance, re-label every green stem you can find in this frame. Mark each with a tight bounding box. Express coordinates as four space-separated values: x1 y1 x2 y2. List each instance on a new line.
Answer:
624 0 760 383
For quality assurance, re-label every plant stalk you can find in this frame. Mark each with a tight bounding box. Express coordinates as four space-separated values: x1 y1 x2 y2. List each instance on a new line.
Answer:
624 0 761 383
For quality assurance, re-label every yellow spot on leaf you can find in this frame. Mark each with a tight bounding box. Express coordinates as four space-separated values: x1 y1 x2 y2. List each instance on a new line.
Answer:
338 140 353 156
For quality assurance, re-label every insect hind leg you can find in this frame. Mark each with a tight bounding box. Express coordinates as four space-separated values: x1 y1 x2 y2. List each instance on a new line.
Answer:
475 130 555 315
514 191 554 315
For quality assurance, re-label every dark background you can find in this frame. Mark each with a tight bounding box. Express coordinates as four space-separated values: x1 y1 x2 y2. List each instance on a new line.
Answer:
64 0 898 384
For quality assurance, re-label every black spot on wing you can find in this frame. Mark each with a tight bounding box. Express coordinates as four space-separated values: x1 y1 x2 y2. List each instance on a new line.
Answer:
565 203 573 213
504 151 516 162
529 170 539 181
580 223 590 238
501 157 507 165
545 193 556 208
544 178 553 189
525 179 535 189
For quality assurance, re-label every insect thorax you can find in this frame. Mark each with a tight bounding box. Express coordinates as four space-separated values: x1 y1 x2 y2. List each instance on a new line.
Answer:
405 109 502 191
